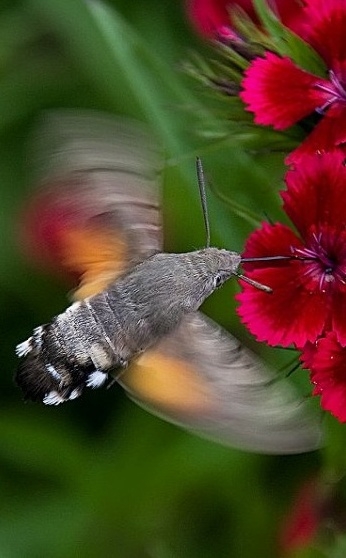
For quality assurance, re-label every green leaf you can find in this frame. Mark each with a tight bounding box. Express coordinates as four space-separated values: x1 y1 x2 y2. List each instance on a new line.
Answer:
207 185 264 228
254 0 326 76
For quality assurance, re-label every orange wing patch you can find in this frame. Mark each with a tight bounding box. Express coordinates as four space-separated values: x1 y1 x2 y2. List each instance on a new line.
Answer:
20 183 129 300
60 225 128 300
120 349 215 417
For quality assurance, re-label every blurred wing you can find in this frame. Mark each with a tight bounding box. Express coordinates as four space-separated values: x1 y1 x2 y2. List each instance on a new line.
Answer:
21 110 162 299
119 313 322 454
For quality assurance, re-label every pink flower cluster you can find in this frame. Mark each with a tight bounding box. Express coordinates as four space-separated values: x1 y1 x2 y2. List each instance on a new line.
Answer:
188 0 346 422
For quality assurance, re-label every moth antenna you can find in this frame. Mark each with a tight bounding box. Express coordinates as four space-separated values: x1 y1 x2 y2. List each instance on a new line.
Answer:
235 272 273 293
196 157 211 248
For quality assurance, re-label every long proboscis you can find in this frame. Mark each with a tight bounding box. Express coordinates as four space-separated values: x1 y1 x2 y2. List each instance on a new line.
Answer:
239 254 311 293
241 255 300 263
235 273 273 293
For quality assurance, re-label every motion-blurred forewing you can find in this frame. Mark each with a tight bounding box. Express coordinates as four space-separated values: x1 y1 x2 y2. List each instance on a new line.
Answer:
119 313 321 454
22 110 162 299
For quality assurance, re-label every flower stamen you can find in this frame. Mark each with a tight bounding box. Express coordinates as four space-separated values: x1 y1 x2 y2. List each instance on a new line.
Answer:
289 227 346 292
314 71 346 115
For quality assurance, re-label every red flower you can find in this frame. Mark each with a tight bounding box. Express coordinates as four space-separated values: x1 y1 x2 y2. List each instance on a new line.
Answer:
241 0 346 163
280 474 346 554
237 152 346 348
186 0 302 39
302 333 346 422
279 478 322 554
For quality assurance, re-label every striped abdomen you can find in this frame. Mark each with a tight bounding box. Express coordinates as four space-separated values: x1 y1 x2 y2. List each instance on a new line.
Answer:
15 289 145 405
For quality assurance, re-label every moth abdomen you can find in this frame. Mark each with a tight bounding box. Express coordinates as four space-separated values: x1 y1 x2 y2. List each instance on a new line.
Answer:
15 297 128 405
15 326 106 405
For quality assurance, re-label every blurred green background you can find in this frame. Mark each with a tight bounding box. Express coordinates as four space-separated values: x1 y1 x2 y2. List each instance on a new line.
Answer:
0 1 338 557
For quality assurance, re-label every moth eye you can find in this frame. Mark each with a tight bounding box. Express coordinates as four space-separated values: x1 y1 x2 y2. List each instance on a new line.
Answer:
214 274 223 288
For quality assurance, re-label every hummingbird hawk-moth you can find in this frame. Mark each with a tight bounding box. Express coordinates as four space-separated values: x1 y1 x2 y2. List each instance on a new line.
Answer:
15 110 321 454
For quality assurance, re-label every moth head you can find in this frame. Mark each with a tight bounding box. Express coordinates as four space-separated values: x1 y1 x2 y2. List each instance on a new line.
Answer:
200 247 242 288
177 247 241 312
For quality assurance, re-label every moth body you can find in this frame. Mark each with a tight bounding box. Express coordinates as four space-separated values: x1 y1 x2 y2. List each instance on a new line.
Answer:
14 111 322 454
16 248 241 404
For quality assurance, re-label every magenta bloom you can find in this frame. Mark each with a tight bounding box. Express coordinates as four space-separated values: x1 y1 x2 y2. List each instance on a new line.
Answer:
301 333 346 422
237 152 346 348
186 0 302 39
241 0 346 163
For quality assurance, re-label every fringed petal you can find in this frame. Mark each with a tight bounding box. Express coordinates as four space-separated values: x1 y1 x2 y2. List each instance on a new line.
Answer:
241 53 327 130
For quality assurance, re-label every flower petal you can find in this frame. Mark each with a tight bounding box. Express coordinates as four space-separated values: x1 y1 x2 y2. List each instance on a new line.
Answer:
332 293 346 346
237 223 328 347
286 106 346 164
186 0 305 38
274 0 305 35
240 53 327 130
186 0 239 37
300 0 346 73
302 332 346 422
241 221 299 271
279 477 322 553
300 341 316 371
283 150 346 237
